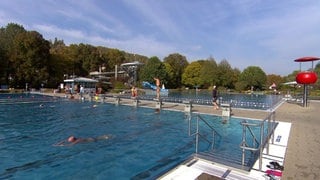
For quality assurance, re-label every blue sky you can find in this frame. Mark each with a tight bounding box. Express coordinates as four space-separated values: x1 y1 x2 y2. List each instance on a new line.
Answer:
1 0 320 75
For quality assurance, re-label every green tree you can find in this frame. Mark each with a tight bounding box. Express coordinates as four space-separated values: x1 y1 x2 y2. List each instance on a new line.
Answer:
266 74 284 90
12 31 50 88
47 38 70 86
124 53 149 65
97 47 143 73
47 54 68 87
163 53 189 88
163 62 174 87
199 57 219 88
0 47 5 84
232 68 241 88
105 48 126 71
77 43 101 73
62 44 80 77
315 62 320 72
62 43 100 77
284 70 299 83
182 61 202 88
0 23 26 52
49 38 66 54
217 59 235 88
314 62 320 89
239 66 267 91
139 56 167 86
0 23 26 86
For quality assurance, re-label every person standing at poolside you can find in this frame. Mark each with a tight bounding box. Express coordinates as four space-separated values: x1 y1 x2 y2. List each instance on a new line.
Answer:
131 86 136 98
154 77 160 99
212 85 219 110
80 85 84 95
79 85 84 99
131 86 138 98
134 86 138 97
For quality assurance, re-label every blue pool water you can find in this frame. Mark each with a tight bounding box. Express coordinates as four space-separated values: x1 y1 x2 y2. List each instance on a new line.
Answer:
0 93 271 179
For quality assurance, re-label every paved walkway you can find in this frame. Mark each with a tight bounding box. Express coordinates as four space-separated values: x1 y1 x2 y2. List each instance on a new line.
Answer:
275 101 320 180
44 92 320 179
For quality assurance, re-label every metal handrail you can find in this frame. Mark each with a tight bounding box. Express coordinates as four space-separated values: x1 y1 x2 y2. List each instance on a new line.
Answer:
188 114 221 137
197 115 222 137
188 114 222 153
239 111 276 170
247 122 260 146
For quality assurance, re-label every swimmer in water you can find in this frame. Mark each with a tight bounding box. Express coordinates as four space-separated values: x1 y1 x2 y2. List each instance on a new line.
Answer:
53 135 110 146
154 108 160 114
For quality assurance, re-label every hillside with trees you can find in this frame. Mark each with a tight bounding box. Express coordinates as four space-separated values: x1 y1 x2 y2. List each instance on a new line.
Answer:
1 23 319 93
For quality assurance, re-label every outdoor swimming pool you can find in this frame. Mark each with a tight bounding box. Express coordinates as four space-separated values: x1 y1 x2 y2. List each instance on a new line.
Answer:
0 93 273 179
118 90 283 110
168 90 283 110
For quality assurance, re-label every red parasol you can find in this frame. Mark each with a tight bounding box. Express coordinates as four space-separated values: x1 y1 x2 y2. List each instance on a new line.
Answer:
294 56 320 62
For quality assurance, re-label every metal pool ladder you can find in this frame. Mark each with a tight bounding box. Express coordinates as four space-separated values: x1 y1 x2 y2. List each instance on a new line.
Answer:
187 114 221 153
239 111 277 170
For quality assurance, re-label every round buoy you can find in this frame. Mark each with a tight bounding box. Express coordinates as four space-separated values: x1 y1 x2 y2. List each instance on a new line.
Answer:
296 71 318 84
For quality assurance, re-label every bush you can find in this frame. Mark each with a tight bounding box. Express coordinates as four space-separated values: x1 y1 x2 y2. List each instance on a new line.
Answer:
111 81 127 93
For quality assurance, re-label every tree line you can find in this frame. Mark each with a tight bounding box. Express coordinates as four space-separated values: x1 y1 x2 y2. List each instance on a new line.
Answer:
1 23 319 92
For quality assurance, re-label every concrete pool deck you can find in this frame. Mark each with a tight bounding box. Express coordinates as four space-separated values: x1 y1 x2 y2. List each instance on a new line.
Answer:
159 120 291 180
275 100 320 180
42 92 320 179
138 98 320 180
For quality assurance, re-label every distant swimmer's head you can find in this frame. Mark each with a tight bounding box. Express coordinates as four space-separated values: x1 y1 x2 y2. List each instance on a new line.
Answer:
68 136 77 142
155 108 160 114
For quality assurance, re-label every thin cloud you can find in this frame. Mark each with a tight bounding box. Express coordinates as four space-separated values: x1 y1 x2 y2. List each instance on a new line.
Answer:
54 1 129 37
122 0 182 40
1 0 320 75
33 24 174 59
245 2 320 59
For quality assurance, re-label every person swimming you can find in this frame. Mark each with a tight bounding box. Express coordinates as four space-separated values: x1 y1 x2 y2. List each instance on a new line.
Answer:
53 135 110 146
154 108 160 114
